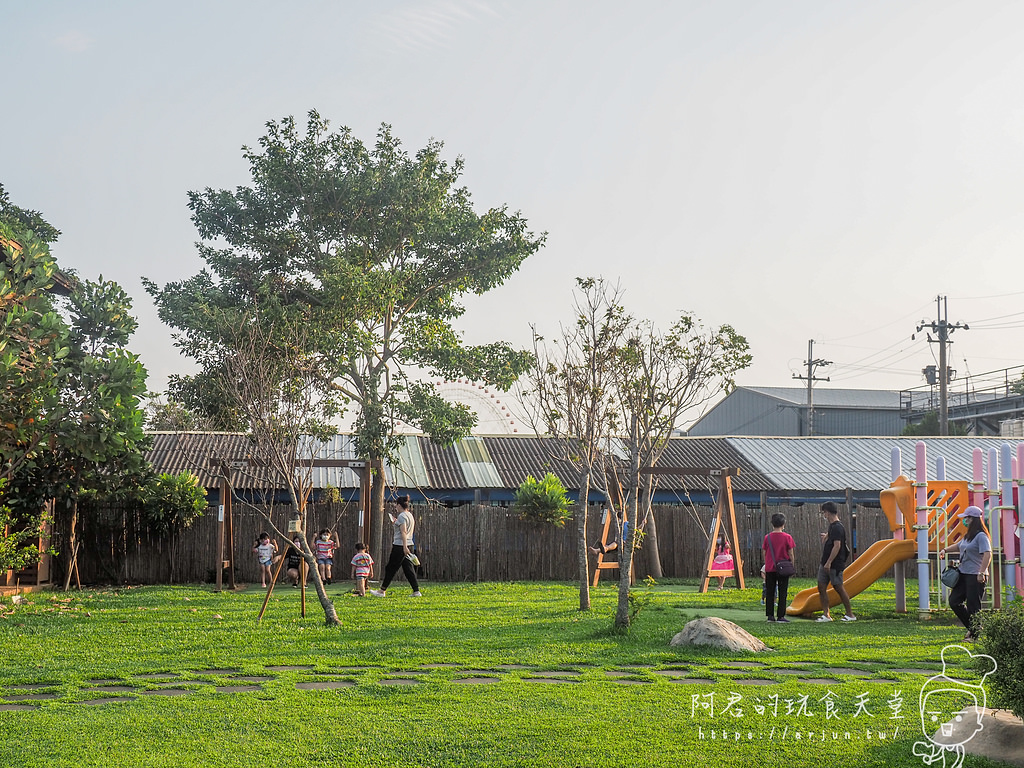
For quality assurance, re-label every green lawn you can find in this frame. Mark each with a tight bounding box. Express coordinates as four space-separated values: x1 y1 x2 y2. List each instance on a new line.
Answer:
0 579 1006 768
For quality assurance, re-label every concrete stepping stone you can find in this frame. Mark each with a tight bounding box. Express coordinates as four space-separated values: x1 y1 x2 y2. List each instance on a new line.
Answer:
265 665 314 672
456 669 497 676
605 670 639 678
612 679 652 685
8 683 59 690
296 680 356 690
422 663 460 669
798 678 842 685
719 661 765 668
136 673 179 680
5 692 60 701
823 667 874 676
82 697 135 705
496 664 531 670
215 685 261 693
652 670 690 678
454 677 500 684
84 685 135 693
529 670 580 678
769 669 811 676
139 688 191 697
230 676 273 683
0 704 39 711
888 668 941 675
193 668 240 675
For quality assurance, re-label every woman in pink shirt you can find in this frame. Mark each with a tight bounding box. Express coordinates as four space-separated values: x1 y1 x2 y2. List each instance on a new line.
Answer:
763 513 796 622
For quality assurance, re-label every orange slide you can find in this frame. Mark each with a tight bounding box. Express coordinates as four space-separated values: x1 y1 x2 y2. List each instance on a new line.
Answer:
785 538 916 616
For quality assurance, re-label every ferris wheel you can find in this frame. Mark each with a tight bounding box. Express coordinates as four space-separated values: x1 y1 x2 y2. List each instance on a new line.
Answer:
430 379 521 434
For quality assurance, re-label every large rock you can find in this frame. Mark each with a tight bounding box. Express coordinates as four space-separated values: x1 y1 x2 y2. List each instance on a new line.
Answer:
931 707 1024 767
670 616 770 653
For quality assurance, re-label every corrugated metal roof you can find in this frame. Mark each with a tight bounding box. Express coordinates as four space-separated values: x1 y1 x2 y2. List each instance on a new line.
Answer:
147 432 1023 497
303 435 363 489
419 438 465 488
727 436 1015 492
484 436 585 488
454 437 504 487
657 438 777 493
743 387 901 409
390 436 431 489
147 432 284 490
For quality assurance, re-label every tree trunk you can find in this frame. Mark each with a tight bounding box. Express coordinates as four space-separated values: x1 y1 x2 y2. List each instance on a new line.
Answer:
302 545 340 627
576 467 591 611
370 457 386 571
642 473 663 578
615 446 642 628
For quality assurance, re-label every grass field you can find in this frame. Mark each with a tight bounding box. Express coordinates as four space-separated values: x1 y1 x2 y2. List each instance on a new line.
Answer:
0 578 1005 768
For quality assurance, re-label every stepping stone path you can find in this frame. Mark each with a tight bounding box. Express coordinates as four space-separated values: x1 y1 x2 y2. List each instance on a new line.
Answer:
0 659 945 709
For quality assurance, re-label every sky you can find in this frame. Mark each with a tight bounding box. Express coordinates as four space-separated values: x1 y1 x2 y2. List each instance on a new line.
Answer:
5 1 1024 429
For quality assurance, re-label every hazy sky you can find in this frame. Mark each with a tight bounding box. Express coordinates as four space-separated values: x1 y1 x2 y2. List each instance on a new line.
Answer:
5 1 1024 424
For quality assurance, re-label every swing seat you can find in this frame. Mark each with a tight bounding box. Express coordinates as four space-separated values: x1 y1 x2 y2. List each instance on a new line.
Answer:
709 569 733 578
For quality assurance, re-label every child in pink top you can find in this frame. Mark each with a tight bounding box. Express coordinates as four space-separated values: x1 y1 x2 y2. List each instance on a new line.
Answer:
350 542 374 597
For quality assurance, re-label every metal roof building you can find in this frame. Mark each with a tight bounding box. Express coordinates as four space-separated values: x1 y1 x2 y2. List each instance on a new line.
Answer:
147 433 1020 508
686 386 904 437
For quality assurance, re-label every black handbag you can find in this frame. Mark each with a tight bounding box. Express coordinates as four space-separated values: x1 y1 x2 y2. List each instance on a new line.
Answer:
940 565 961 588
770 531 796 576
776 559 796 577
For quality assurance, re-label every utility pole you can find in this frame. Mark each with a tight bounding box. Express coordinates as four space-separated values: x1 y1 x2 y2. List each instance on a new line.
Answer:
792 339 831 436
916 296 968 436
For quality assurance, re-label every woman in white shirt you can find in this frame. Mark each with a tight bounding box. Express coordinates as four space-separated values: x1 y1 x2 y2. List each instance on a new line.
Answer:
370 495 421 597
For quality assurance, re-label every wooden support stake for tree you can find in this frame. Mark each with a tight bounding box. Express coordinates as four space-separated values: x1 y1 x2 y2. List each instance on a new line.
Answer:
257 546 290 622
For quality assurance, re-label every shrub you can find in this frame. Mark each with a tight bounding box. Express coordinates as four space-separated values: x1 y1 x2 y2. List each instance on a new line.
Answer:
978 595 1024 720
513 473 571 526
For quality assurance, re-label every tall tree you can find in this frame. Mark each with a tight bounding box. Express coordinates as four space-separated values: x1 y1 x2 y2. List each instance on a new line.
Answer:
611 315 750 628
2 187 149 584
527 278 629 611
55 277 150 589
146 112 544 566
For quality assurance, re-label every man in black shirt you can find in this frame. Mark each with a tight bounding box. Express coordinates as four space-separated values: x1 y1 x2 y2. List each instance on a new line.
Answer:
816 501 856 622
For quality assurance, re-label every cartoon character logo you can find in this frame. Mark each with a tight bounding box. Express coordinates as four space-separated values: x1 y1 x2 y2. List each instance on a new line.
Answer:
911 645 997 768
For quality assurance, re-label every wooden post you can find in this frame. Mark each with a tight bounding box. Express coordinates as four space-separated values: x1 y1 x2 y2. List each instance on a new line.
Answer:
215 496 225 593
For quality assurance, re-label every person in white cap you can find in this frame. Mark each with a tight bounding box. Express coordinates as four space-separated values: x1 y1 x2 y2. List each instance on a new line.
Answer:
939 505 992 641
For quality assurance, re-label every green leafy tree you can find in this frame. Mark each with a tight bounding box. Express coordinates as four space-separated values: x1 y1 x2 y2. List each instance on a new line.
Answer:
2 189 149 585
902 411 968 436
139 472 207 584
54 277 150 589
513 473 571 526
0 181 61 244
145 111 545 567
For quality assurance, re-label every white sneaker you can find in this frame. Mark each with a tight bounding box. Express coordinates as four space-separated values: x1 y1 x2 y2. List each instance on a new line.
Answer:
815 615 833 622
369 589 386 597
411 591 423 597
841 614 857 622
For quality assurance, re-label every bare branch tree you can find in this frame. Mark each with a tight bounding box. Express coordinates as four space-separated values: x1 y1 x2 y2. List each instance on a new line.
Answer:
525 277 630 611
217 307 347 626
611 315 751 628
